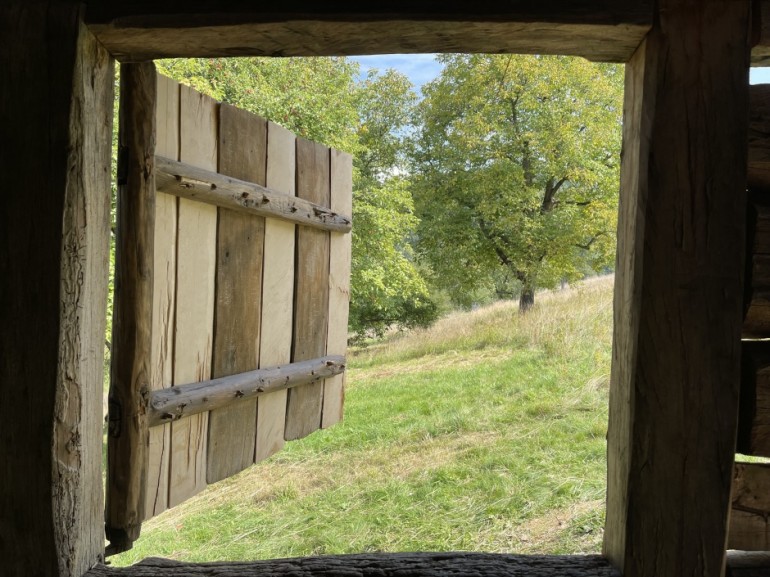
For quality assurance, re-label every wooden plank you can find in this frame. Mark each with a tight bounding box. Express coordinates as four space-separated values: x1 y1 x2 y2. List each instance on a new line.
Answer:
85 3 652 63
85 553 621 577
737 343 770 458
322 150 352 429
255 122 296 462
168 84 217 508
145 76 179 518
206 104 266 484
154 156 351 232
105 62 156 553
285 138 331 441
150 356 345 426
145 73 179 519
604 1 750 575
729 463 770 551
0 5 113 575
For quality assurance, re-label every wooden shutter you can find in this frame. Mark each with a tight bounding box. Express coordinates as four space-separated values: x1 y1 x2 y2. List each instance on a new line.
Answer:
106 66 352 553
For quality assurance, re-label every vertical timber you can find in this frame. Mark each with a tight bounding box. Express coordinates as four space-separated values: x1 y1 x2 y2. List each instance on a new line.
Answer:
605 2 750 576
105 62 156 551
0 3 113 576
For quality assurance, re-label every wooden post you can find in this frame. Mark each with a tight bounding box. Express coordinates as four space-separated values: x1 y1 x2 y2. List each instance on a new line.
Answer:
0 3 113 576
105 62 156 552
604 2 750 576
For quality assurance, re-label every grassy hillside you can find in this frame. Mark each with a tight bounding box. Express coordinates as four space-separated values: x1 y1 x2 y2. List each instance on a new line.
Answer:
113 276 614 565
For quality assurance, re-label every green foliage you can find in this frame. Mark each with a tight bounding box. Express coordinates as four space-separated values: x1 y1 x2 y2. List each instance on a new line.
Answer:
156 58 436 338
411 55 623 309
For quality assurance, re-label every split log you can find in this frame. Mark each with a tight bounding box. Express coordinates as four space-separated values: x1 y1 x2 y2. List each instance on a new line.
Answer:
85 553 620 577
149 355 346 426
155 156 352 232
729 463 770 551
105 61 156 553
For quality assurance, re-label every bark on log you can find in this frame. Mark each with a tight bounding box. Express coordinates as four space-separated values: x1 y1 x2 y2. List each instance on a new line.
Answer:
85 553 620 577
149 355 345 426
155 156 351 232
85 3 651 63
105 61 156 553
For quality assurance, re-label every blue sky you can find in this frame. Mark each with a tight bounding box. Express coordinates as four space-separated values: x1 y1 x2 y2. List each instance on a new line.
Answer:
350 54 442 93
351 54 770 90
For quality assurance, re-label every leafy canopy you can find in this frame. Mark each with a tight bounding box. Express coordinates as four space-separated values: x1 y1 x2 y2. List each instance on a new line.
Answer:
411 54 623 309
156 58 435 338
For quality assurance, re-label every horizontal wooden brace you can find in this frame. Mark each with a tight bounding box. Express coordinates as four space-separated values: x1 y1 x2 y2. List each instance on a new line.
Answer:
729 462 770 551
155 156 352 232
149 355 345 426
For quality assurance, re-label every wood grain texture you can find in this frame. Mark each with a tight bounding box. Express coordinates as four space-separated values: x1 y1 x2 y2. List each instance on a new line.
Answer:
737 343 770 457
0 5 113 575
154 156 351 231
256 122 296 461
86 553 621 577
729 462 770 551
150 356 345 426
207 104 266 484
168 84 217 508
145 73 179 520
85 3 651 63
322 150 352 429
604 1 750 575
285 138 331 441
105 61 156 552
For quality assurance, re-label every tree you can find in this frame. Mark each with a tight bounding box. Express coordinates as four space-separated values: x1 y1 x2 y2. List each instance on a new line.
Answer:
155 58 435 338
351 69 437 338
411 54 623 311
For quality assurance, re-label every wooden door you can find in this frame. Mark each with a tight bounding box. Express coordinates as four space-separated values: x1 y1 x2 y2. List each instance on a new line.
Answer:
106 66 352 553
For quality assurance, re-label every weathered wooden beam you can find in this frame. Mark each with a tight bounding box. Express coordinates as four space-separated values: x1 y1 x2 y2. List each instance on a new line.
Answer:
728 462 770 551
604 1 750 575
0 3 113 576
85 2 652 63
105 62 156 554
85 553 620 577
149 355 345 427
155 156 352 233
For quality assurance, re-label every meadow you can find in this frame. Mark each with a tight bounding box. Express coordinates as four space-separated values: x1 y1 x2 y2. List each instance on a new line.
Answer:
113 275 614 565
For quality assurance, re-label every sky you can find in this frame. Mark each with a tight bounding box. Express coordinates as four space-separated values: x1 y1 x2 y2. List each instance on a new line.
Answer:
350 54 442 93
351 54 770 90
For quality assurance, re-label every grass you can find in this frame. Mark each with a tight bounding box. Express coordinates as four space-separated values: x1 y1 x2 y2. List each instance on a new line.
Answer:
112 275 614 565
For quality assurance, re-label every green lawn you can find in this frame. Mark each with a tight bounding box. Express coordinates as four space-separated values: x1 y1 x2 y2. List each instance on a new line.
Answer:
113 276 613 565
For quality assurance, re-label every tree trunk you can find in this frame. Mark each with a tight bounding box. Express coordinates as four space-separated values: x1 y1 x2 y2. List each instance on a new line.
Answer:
519 285 535 312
